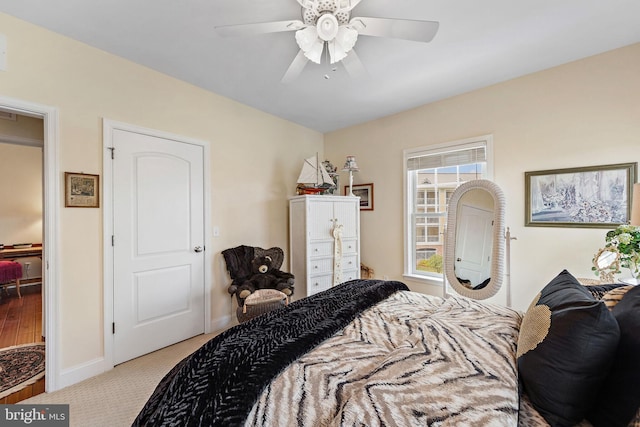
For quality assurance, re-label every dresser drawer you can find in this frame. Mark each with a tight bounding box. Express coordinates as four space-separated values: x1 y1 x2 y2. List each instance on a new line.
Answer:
338 255 358 272
342 239 358 255
341 269 359 282
309 242 332 257
307 275 333 296
309 258 333 275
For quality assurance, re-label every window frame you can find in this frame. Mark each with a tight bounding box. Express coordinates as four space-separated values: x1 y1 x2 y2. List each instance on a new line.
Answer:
403 135 494 284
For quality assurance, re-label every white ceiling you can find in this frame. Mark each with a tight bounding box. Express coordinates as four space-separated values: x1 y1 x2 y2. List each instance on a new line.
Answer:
1 0 639 133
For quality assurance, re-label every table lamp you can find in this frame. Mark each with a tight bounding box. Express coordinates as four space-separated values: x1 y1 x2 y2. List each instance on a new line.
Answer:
342 156 359 196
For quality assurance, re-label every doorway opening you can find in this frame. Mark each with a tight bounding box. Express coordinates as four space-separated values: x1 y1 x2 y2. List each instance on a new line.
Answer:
0 96 60 398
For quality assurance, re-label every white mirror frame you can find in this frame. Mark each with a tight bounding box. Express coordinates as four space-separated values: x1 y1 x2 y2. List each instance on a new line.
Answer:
445 179 506 300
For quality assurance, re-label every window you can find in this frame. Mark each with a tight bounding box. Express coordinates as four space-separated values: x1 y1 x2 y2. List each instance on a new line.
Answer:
403 136 492 281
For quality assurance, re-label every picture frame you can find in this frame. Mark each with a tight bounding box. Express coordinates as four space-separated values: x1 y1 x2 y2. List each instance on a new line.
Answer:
65 172 100 208
525 163 637 228
345 183 374 211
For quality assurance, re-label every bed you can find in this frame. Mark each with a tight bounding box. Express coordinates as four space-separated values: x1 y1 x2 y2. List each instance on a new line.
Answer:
132 276 640 427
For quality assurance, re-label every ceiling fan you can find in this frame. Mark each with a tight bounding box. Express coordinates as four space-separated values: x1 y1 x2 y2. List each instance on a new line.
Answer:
215 0 439 82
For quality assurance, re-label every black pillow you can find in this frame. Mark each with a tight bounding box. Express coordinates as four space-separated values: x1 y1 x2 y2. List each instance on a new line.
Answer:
517 270 620 426
583 283 630 300
587 284 640 427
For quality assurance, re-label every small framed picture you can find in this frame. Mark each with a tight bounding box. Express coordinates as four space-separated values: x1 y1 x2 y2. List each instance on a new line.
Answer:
65 172 100 208
525 162 636 228
345 183 374 211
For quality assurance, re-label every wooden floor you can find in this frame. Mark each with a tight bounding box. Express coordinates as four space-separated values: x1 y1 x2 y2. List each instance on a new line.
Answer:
0 284 45 403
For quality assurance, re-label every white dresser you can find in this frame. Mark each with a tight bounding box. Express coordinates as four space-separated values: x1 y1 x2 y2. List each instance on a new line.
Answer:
289 195 361 298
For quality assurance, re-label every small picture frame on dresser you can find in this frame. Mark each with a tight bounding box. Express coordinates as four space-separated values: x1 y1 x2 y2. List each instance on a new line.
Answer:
345 183 374 211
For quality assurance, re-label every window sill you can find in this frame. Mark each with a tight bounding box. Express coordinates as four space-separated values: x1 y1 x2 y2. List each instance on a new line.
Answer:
402 273 443 287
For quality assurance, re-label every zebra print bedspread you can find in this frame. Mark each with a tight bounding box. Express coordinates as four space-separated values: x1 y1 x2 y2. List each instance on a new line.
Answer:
133 280 408 427
246 291 523 427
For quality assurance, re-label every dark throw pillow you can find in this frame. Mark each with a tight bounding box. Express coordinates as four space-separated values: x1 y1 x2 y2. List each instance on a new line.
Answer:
587 284 640 427
584 283 631 301
517 270 620 427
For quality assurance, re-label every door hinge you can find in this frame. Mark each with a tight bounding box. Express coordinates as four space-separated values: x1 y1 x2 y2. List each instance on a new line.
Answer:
111 235 115 246
112 322 115 334
107 147 115 159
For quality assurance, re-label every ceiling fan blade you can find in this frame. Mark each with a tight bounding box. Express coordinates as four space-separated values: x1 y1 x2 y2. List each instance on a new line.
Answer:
215 20 305 37
341 49 367 79
350 17 439 43
281 50 309 84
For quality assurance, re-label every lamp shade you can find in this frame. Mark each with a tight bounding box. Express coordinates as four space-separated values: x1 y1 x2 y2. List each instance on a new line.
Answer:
631 183 640 226
342 156 359 172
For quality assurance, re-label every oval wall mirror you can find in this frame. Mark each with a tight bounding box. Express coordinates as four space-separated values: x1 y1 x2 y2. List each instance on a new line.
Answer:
445 179 506 300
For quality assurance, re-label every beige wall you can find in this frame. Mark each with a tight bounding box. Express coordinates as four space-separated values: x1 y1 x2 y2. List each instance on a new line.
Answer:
0 13 323 372
325 43 640 311
0 142 42 244
0 113 44 141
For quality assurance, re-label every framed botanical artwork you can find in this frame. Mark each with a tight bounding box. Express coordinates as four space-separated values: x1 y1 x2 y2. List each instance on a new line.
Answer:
65 172 100 208
345 183 374 211
525 163 637 228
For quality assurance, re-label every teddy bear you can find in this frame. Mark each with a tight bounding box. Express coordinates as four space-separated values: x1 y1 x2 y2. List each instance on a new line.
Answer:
235 255 295 302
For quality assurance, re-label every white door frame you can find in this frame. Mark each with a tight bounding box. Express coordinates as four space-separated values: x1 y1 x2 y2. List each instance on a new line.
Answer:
0 96 60 392
102 119 212 368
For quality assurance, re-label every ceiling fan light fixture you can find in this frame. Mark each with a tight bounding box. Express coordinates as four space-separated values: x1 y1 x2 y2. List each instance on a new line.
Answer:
327 41 344 63
316 13 339 41
306 41 324 63
332 26 358 61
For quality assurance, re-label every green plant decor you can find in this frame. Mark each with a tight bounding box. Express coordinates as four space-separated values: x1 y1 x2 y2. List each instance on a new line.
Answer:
605 224 640 279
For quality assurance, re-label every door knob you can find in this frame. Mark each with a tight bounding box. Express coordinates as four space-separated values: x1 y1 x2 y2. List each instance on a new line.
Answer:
194 246 203 253
457 258 462 262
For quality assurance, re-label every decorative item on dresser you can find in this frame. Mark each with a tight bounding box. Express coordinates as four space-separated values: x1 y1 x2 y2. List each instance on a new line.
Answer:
296 153 335 195
341 156 359 196
289 195 360 297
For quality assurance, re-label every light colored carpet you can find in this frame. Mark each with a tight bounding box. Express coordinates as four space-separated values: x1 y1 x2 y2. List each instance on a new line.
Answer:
23 332 218 427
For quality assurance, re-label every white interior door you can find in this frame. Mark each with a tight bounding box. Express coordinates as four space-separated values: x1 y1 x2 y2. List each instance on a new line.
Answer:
111 128 205 364
454 204 493 287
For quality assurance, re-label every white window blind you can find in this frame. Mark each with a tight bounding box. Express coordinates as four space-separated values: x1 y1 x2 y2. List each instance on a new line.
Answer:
407 146 486 171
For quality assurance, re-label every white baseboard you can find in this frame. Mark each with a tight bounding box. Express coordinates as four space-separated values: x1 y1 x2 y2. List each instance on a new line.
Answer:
54 315 231 391
209 314 232 333
57 357 110 390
